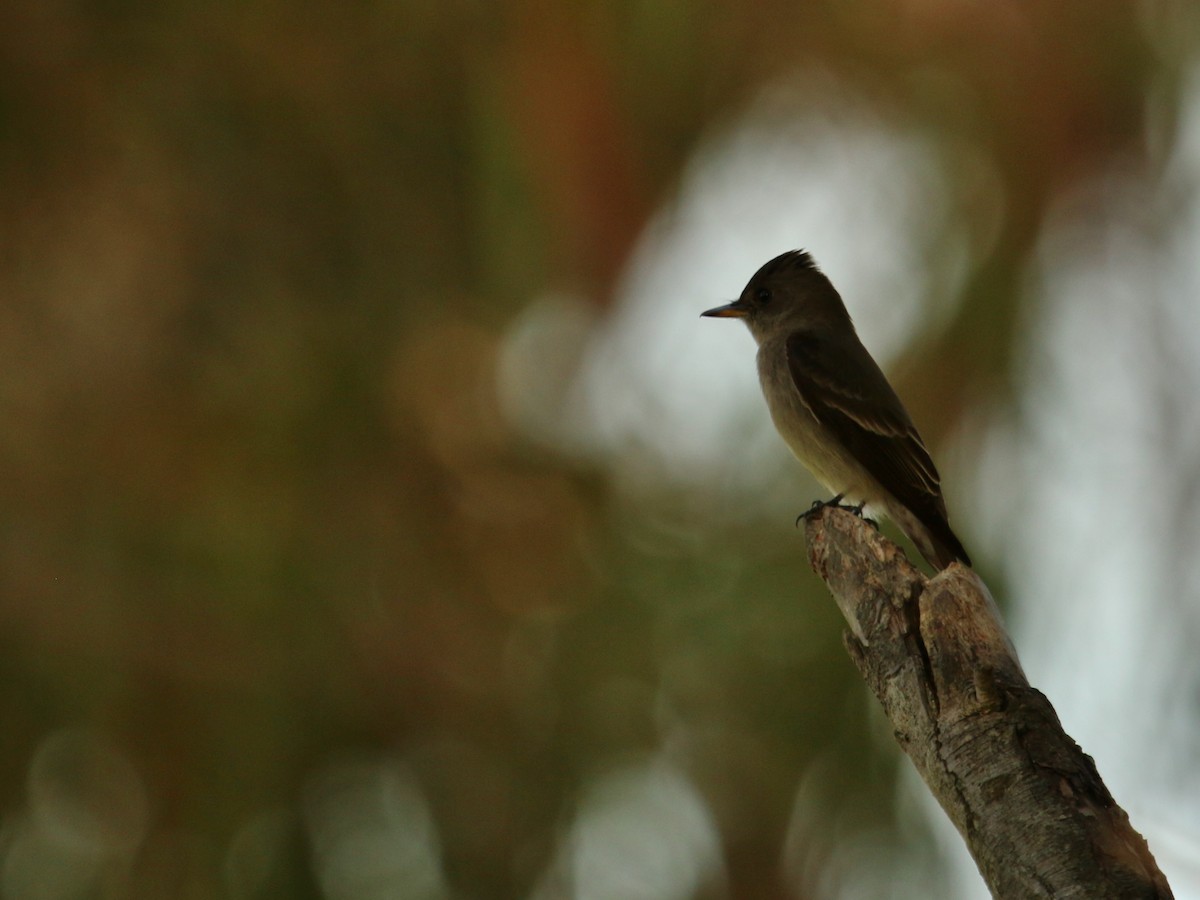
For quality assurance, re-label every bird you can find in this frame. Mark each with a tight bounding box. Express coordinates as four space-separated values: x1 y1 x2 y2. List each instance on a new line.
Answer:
701 249 970 570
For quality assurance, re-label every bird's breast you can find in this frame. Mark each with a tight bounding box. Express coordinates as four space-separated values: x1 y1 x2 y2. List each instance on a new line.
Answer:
755 341 878 502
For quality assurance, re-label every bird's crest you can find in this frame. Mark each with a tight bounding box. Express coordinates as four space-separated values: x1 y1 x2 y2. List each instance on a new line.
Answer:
758 249 821 279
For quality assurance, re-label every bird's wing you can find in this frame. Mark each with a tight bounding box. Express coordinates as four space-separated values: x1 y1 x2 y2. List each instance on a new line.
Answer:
785 329 947 520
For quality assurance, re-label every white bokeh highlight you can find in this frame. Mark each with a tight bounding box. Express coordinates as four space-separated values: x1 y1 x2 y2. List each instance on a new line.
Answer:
531 757 724 900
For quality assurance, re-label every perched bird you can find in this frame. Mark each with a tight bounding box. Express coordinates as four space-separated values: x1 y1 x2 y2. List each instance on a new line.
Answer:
702 250 970 570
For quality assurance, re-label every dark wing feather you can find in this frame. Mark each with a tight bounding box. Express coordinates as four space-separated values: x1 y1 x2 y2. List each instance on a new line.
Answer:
785 330 947 523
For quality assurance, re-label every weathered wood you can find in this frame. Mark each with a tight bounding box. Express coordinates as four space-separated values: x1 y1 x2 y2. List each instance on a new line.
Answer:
803 507 1172 900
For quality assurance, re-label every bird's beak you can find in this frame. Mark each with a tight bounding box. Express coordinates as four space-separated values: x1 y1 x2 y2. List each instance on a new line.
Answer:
700 300 748 319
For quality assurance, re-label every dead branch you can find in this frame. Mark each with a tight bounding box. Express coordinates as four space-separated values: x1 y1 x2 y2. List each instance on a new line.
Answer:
802 507 1172 900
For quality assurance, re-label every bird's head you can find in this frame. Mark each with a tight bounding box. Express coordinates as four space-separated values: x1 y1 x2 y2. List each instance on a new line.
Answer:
701 250 850 344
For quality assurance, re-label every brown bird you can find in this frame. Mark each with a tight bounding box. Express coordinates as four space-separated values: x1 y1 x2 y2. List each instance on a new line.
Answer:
702 250 970 570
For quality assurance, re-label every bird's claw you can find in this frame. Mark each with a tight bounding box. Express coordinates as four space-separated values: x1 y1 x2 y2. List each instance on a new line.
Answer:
795 493 843 527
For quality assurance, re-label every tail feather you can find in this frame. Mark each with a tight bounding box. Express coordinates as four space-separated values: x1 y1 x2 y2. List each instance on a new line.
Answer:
887 503 971 571
924 520 971 570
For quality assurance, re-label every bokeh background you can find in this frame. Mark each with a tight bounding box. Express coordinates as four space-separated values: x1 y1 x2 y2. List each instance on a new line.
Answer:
2 1 1200 897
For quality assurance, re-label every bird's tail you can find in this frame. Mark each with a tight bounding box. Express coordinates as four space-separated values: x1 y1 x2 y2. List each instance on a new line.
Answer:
923 521 971 570
889 504 971 571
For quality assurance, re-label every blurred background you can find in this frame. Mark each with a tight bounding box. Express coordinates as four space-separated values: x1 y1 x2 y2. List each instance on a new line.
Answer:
2 1 1200 897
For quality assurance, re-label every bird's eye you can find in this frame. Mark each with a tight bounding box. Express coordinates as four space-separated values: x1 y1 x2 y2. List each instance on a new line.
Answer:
755 287 772 305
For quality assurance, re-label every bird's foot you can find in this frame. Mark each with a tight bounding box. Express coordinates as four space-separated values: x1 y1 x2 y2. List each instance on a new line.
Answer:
795 494 879 529
842 499 881 529
795 493 845 527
